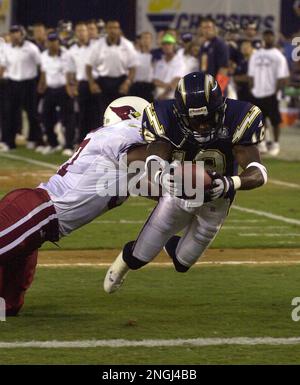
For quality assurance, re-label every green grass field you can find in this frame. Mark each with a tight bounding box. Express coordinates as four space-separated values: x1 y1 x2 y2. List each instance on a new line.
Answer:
0 148 300 364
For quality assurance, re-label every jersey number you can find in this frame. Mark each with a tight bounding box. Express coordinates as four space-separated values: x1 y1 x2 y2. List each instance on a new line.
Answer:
194 149 226 174
57 138 91 177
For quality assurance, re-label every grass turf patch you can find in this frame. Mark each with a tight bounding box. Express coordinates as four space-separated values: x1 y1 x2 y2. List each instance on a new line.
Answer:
1 265 300 364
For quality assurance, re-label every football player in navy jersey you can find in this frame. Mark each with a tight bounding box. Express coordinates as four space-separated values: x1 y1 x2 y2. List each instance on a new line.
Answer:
104 71 268 293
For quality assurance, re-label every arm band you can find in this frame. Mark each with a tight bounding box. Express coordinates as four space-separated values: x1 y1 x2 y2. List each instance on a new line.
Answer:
231 176 242 190
145 155 167 170
145 155 168 184
246 162 268 185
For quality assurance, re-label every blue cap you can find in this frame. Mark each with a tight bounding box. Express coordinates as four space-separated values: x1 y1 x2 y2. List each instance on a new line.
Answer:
10 25 22 33
181 32 193 42
47 31 59 41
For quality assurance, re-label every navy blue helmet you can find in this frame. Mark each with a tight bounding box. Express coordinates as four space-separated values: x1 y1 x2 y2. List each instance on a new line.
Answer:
175 72 225 144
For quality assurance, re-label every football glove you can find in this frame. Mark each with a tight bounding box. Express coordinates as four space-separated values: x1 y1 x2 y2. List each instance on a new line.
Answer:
155 160 183 196
208 171 235 200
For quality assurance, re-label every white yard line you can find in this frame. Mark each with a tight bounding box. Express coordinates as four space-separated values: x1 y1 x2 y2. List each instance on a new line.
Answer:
269 179 300 189
1 153 300 227
226 219 265 223
0 153 58 170
222 226 289 230
239 233 300 237
90 221 289 229
37 260 300 268
232 205 300 226
2 153 299 190
2 337 300 348
93 220 145 224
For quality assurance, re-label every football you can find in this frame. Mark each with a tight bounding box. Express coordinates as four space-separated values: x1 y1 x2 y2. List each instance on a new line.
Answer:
175 162 212 191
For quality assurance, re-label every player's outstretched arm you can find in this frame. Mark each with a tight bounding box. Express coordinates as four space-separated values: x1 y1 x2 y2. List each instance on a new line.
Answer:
232 144 267 190
209 144 267 200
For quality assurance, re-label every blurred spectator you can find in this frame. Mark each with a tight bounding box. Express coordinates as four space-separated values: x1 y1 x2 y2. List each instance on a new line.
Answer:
58 20 74 48
151 30 166 62
87 19 99 43
153 33 185 100
242 22 262 49
32 23 47 52
177 34 200 76
248 30 290 156
130 31 154 102
66 22 99 143
233 40 254 102
86 20 138 124
0 36 7 147
223 21 243 72
38 32 75 156
198 18 230 93
0 25 41 151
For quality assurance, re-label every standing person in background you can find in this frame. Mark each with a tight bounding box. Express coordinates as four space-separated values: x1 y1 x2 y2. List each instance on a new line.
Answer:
86 19 100 44
37 32 75 156
198 18 230 94
0 25 41 151
0 36 8 149
86 20 138 124
248 30 290 156
66 22 100 143
234 40 254 102
177 33 199 76
130 31 154 102
151 30 165 63
31 23 47 52
31 23 48 152
153 33 185 100
242 22 262 50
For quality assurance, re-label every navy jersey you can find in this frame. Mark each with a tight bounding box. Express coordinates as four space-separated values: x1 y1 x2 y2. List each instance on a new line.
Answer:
199 37 229 77
142 98 264 177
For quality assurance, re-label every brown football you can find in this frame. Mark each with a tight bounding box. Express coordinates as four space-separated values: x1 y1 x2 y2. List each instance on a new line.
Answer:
176 163 212 190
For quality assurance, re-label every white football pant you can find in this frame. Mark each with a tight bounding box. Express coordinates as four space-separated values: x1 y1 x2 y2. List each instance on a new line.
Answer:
132 196 230 268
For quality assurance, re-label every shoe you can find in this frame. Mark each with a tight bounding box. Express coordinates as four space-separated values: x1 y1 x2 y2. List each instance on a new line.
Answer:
35 145 46 153
257 141 268 154
62 148 73 157
268 142 280 156
26 141 36 150
103 252 129 293
41 146 56 155
0 142 10 152
55 145 63 152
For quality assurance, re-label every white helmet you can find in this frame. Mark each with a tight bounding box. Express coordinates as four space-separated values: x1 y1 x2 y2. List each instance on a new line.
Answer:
103 96 150 126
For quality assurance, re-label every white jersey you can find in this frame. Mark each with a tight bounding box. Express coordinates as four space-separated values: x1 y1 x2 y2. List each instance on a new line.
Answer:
248 47 290 98
39 119 144 236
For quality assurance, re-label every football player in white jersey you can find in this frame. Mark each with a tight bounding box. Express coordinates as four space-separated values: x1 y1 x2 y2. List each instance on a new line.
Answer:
0 96 151 316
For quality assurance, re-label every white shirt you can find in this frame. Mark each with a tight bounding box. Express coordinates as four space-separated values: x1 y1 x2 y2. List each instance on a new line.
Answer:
39 119 144 236
66 43 98 81
0 38 8 79
87 36 138 77
248 47 290 98
153 54 186 99
1 40 41 81
41 48 68 88
134 51 153 83
176 49 199 76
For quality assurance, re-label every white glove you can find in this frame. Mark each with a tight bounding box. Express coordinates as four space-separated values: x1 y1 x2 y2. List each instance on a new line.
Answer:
156 160 183 196
209 172 234 200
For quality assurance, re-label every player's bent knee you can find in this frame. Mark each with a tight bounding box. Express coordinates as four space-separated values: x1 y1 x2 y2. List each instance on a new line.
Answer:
194 227 218 245
122 241 148 270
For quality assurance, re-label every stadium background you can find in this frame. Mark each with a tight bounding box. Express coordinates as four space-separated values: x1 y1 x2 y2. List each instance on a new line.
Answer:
0 0 299 365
